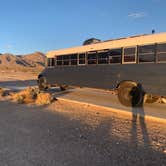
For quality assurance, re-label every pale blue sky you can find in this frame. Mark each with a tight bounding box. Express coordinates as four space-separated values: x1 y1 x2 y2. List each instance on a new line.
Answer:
0 0 165 54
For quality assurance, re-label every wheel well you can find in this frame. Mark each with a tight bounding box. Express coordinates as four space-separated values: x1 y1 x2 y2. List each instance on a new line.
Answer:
116 80 137 89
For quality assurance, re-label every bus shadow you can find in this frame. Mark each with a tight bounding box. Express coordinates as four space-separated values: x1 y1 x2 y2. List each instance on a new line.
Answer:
45 86 76 98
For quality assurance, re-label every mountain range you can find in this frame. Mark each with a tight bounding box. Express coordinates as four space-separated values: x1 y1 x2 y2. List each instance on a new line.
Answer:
0 52 46 71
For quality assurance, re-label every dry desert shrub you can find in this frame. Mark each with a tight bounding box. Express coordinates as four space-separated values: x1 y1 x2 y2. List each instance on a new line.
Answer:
0 87 10 97
12 87 54 105
0 87 5 97
144 94 160 104
36 92 53 105
12 87 39 104
13 93 25 104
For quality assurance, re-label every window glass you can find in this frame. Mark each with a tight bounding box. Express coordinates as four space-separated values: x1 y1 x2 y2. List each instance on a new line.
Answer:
56 54 78 66
79 53 86 64
57 56 63 66
70 54 78 65
51 58 55 66
47 58 51 67
157 43 166 52
98 50 109 64
123 47 136 62
47 58 55 67
63 55 70 65
57 56 63 60
109 49 122 63
87 52 97 64
157 43 166 62
138 45 155 63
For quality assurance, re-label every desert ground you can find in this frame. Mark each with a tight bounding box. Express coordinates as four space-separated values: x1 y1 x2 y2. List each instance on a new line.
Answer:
0 71 166 166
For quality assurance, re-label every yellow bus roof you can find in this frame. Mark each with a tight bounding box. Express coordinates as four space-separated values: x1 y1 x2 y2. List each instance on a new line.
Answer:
47 32 166 58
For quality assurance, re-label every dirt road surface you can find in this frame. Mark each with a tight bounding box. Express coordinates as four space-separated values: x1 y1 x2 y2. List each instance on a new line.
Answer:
0 78 166 120
0 99 165 166
0 72 166 165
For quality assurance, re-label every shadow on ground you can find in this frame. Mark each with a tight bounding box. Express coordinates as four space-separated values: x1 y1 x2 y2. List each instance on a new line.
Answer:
0 98 165 166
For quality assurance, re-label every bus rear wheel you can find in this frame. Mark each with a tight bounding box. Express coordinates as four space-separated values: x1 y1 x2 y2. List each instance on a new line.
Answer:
38 76 48 91
117 81 144 107
60 85 68 91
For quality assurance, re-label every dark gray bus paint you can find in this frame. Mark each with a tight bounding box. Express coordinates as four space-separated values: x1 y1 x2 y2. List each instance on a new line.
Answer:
39 63 166 96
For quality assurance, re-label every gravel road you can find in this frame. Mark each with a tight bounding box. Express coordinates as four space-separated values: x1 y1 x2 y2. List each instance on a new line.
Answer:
0 99 165 166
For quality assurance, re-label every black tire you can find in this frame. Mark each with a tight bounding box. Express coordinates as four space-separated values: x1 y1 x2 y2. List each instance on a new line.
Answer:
38 77 48 91
60 85 68 91
117 81 144 107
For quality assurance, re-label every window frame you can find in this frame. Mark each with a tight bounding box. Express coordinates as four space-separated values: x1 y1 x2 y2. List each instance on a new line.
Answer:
156 42 166 63
47 58 55 68
78 53 86 66
56 55 63 66
87 51 97 65
97 49 109 65
56 54 78 66
122 46 137 64
70 54 78 66
138 44 156 64
109 48 122 64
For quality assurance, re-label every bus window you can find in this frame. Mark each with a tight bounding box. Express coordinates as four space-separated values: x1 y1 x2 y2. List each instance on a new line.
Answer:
157 43 166 62
78 53 86 65
63 55 70 65
138 45 155 63
47 58 55 67
109 49 122 63
87 52 97 64
123 47 136 63
51 58 55 66
47 58 50 67
71 54 78 65
98 50 109 64
57 56 63 66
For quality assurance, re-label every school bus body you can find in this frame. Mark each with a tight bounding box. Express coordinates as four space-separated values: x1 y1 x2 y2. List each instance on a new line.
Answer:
38 32 166 106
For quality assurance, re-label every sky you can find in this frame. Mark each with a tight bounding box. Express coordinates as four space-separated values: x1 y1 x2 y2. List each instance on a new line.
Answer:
0 0 166 55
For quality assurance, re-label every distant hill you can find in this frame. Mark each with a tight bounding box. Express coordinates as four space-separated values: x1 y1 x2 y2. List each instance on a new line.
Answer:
0 52 46 71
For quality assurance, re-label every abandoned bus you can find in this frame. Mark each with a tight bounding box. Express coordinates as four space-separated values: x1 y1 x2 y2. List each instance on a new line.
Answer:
38 32 166 106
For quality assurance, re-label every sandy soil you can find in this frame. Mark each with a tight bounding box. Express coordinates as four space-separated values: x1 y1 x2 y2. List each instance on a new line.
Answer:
0 71 165 165
0 97 165 165
0 70 38 81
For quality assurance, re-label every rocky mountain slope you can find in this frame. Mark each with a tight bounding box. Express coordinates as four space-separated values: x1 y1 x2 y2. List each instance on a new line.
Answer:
0 52 46 71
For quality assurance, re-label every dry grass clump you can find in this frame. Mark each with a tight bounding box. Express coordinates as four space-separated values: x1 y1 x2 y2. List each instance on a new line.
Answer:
144 94 166 104
0 87 9 97
36 92 53 105
0 87 5 96
12 87 53 105
12 87 39 104
144 94 160 104
158 97 166 104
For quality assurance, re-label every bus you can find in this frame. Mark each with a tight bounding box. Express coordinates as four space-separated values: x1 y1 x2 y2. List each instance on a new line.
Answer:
38 32 166 107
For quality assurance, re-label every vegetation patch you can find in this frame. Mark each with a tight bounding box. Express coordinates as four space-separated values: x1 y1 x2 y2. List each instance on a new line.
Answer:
0 87 5 97
11 87 54 105
36 92 53 105
12 87 39 104
144 94 160 104
0 87 10 97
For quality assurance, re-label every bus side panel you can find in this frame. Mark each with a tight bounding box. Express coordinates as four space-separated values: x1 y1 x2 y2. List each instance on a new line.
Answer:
41 63 166 96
